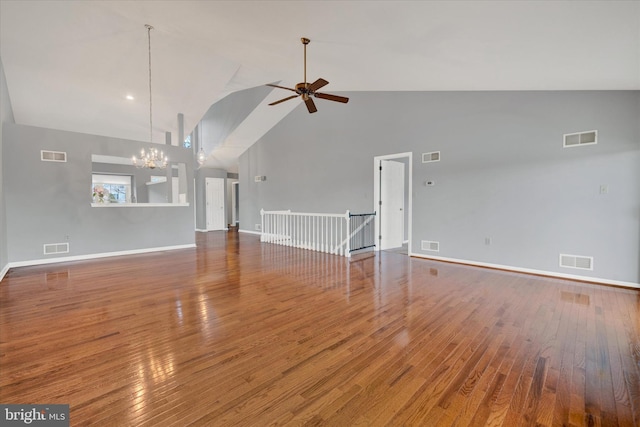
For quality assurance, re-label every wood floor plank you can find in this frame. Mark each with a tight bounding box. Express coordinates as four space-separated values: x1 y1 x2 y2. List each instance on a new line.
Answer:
1 231 638 426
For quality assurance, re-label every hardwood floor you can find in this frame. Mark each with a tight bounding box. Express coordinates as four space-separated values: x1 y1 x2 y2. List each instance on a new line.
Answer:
1 231 639 426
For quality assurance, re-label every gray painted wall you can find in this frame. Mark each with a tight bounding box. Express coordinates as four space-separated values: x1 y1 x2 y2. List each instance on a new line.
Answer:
0 57 15 273
4 123 196 263
198 85 274 155
239 91 640 284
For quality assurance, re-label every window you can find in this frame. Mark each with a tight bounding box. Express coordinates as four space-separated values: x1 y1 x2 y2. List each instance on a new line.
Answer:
92 174 133 203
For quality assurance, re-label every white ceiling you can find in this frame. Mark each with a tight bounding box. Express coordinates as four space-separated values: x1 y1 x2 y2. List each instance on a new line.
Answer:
1 1 638 171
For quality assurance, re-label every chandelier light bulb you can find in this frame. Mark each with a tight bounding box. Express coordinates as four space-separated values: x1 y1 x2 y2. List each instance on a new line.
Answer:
197 148 206 165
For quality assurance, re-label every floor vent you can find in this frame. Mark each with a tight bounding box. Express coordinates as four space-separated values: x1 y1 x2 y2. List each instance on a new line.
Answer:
421 240 440 252
41 150 67 162
422 151 440 163
559 253 593 270
43 243 70 255
563 130 597 148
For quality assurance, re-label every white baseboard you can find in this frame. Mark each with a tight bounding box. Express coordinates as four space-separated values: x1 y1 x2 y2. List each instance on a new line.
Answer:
409 252 640 289
195 228 208 233
239 229 261 236
4 244 197 271
0 263 9 282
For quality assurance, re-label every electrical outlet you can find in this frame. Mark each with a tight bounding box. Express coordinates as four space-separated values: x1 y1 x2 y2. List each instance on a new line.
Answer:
599 184 609 194
255 224 262 231
485 237 491 245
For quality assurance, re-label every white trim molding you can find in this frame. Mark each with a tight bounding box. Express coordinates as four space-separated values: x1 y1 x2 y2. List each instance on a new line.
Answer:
239 229 262 236
91 203 189 208
4 244 196 271
409 252 639 289
0 264 10 282
373 151 413 254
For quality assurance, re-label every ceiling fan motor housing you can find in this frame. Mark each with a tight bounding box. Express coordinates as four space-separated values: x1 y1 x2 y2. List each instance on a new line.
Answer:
295 82 309 93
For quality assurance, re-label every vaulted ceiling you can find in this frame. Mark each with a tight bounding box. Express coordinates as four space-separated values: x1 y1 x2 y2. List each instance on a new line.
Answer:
1 1 638 171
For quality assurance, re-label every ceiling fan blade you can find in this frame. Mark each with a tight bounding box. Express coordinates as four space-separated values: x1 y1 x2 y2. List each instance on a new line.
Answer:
266 83 298 93
307 78 329 92
315 92 349 103
268 95 299 106
304 97 317 113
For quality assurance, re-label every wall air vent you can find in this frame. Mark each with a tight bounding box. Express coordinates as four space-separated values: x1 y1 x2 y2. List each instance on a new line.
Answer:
563 130 597 148
421 240 440 252
422 151 441 163
41 150 67 162
559 253 593 271
43 243 70 255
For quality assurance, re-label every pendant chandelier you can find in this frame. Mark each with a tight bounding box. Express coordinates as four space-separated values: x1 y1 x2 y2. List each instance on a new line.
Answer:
197 146 206 165
132 24 168 170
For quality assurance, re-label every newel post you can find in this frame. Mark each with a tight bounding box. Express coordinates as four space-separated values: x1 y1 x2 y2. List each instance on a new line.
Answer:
260 209 265 242
345 210 351 257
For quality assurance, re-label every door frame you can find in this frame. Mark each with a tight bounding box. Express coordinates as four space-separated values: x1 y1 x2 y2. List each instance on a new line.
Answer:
205 177 226 231
231 181 239 226
373 152 412 253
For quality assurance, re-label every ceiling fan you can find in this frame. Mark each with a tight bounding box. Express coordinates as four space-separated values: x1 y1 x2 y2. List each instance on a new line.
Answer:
267 37 349 114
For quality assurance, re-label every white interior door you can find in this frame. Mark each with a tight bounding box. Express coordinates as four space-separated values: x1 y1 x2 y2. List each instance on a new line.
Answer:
206 177 225 231
380 159 404 250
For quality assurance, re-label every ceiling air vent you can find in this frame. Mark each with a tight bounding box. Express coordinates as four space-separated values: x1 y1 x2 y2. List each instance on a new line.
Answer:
563 131 597 148
559 253 593 271
41 150 67 162
422 151 440 163
43 243 70 255
421 240 440 252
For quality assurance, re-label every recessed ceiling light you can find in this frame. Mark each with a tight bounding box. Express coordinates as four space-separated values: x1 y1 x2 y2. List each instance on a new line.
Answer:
126 95 134 100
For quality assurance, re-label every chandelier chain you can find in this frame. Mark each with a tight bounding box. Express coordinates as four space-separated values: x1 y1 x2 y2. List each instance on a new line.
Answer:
132 25 167 170
146 24 153 144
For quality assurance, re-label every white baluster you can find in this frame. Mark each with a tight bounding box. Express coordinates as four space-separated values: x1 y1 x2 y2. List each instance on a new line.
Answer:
338 217 342 256
332 217 335 254
287 212 291 247
323 217 327 253
313 216 317 251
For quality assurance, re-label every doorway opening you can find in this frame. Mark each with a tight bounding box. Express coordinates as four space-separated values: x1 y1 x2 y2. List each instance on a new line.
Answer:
231 181 239 227
373 152 412 254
